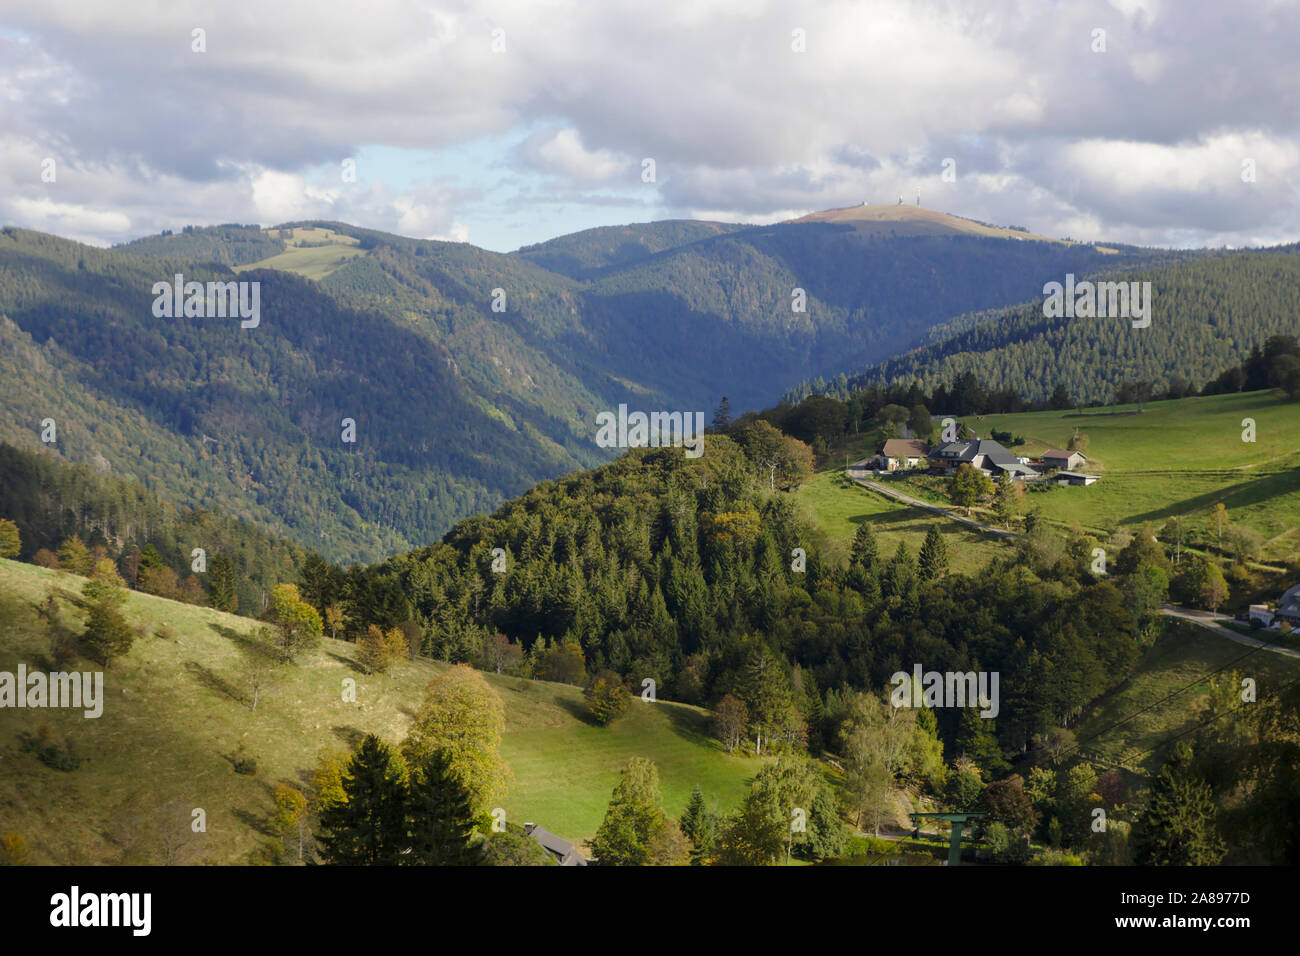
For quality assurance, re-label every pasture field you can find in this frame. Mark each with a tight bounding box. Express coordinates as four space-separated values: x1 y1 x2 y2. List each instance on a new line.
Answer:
0 559 757 862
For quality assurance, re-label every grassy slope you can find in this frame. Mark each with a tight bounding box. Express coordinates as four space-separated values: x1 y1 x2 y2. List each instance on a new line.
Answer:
797 466 1005 574
1073 619 1300 775
234 226 366 280
810 392 1300 566
0 559 757 864
942 391 1300 559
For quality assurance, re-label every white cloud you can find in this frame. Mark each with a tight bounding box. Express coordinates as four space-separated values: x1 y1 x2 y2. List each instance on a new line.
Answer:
0 0 1295 249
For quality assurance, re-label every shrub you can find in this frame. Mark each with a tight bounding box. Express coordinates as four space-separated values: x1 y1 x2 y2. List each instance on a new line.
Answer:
233 743 258 775
19 725 83 772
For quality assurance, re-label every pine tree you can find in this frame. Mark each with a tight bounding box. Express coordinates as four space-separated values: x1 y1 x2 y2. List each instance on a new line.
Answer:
918 526 949 581
679 785 716 865
711 396 733 431
208 552 238 613
850 521 878 570
1133 742 1225 865
317 735 409 865
405 750 483 866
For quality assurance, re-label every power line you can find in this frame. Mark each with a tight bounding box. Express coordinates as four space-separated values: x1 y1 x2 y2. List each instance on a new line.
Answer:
1036 616 1295 770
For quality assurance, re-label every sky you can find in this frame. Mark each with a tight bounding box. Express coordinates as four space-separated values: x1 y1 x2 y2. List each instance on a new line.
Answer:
1 0 1297 252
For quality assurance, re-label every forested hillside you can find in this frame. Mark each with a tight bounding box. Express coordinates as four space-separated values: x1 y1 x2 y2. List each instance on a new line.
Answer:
793 246 1300 405
0 211 1168 562
0 441 306 616
0 226 603 562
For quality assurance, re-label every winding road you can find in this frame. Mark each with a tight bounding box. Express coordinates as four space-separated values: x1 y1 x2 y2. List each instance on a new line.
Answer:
1159 604 1300 660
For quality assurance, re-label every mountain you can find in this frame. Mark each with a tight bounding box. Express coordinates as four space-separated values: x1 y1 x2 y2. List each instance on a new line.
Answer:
791 245 1300 406
0 212 1170 561
785 202 1063 242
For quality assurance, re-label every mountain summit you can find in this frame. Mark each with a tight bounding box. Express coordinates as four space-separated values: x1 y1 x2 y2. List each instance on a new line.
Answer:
786 203 1061 242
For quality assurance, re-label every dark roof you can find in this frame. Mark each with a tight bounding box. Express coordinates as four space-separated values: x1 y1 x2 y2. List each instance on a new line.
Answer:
524 824 587 866
930 438 1017 466
929 440 979 461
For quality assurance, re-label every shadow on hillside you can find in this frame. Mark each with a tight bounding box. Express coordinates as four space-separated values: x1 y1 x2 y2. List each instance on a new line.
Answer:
1122 469 1300 527
660 702 715 748
326 651 366 674
331 726 366 750
184 660 242 703
209 622 279 658
232 808 277 837
555 694 600 727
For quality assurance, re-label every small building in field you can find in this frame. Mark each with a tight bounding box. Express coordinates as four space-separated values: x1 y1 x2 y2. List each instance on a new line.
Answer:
523 823 588 866
1249 605 1276 627
1055 471 1099 486
1041 449 1087 471
876 438 930 471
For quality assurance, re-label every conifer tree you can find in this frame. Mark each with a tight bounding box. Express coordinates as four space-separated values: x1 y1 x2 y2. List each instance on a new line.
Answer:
317 735 409 865
849 521 878 570
1133 742 1225 866
918 526 949 581
679 785 716 865
405 750 483 866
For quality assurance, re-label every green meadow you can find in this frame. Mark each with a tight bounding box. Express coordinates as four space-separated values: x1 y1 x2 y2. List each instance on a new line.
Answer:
235 226 366 280
0 559 758 863
1073 619 1300 775
812 392 1300 567
796 467 1006 574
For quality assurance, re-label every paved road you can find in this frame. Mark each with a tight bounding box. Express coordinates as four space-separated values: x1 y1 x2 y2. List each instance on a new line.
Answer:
846 460 1019 540
1159 604 1300 660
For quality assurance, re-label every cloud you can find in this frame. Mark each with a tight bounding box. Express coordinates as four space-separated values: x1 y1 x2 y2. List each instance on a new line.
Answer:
0 0 1296 249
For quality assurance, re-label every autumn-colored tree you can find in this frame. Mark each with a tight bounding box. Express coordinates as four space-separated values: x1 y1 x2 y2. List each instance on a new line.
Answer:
585 669 631 726
323 603 344 639
403 664 511 814
57 534 93 576
0 832 29 865
0 518 20 559
270 583 323 662
311 749 349 814
357 625 388 675
137 564 181 600
272 784 310 863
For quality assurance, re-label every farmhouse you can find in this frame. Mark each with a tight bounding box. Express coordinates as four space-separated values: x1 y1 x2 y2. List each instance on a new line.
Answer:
1041 449 1087 471
523 823 588 866
1275 584 1300 626
928 438 1037 479
876 438 930 471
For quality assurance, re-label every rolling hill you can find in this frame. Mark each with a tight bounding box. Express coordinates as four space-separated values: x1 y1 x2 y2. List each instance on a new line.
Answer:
797 390 1300 569
794 245 1300 406
0 558 759 863
0 210 1161 561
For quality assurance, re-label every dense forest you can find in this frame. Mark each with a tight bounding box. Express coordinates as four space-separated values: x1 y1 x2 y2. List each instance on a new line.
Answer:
789 246 1300 406
0 442 306 615
0 219 1173 562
